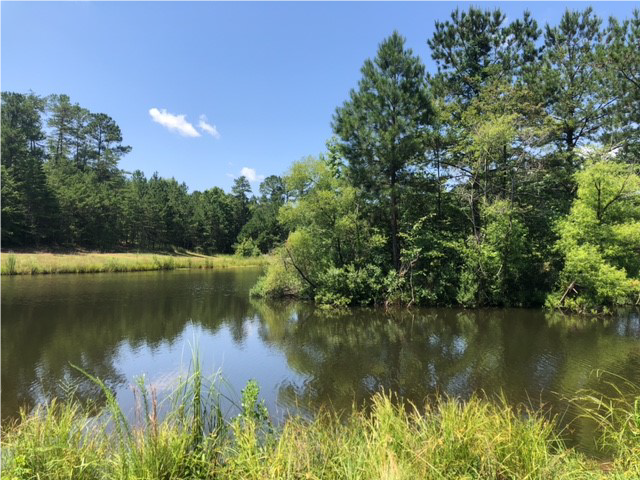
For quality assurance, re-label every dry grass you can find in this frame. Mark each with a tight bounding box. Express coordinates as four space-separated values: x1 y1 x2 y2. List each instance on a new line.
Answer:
0 251 268 275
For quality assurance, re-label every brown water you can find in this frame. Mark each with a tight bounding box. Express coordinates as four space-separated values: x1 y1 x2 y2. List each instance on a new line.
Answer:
2 268 639 452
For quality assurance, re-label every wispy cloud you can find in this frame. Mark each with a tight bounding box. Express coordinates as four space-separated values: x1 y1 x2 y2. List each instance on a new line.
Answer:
149 108 200 137
198 115 220 139
240 167 265 183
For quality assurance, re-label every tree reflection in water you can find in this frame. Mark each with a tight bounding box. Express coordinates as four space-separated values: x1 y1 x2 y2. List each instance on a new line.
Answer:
254 302 640 452
2 270 638 454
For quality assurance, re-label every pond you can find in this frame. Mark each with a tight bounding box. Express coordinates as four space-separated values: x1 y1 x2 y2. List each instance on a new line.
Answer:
2 267 639 453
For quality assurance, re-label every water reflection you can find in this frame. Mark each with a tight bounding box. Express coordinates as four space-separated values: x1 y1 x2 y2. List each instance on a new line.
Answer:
1 270 259 415
258 306 639 415
2 270 639 453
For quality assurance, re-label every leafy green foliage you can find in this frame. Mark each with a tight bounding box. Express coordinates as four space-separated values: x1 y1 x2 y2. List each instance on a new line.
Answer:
252 8 640 312
549 154 640 312
457 200 538 307
250 252 303 299
234 238 261 257
333 31 433 270
238 175 288 253
254 156 389 306
1 164 28 245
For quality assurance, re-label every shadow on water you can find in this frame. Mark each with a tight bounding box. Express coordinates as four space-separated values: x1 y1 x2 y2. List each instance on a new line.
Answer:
2 269 639 454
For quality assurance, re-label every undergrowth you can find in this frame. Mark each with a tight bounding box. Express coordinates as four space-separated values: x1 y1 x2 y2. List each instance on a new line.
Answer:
2 365 638 479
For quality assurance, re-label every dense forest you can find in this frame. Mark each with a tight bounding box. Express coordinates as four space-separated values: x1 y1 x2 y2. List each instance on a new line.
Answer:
2 7 639 312
1 91 287 254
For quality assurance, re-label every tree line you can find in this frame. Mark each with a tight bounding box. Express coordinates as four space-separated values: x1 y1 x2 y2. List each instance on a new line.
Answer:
1 93 287 253
252 7 640 313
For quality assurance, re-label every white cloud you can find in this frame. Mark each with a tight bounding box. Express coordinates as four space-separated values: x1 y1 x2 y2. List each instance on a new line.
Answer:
198 115 220 139
240 167 265 183
149 108 200 137
576 145 620 160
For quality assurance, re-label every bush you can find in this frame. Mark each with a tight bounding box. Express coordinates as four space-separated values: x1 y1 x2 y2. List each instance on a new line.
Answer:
547 245 639 313
250 254 303 298
234 238 261 257
315 264 386 307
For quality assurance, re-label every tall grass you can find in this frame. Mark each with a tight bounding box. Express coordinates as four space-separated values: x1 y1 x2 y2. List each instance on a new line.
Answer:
0 252 268 275
3 253 17 275
572 371 640 476
3 368 638 479
2 399 109 479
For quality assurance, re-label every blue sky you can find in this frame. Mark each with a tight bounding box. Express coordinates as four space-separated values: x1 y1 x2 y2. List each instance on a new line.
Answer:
2 2 637 193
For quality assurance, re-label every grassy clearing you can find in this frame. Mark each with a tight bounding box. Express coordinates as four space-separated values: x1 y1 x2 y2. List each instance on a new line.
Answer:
0 252 268 275
2 367 638 479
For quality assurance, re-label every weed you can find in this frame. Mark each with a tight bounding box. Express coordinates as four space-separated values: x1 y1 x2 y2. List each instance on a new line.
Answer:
3 254 17 275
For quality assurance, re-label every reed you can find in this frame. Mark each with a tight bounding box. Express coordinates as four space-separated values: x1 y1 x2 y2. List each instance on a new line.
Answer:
0 252 268 275
2 363 637 478
571 371 640 476
3 253 17 275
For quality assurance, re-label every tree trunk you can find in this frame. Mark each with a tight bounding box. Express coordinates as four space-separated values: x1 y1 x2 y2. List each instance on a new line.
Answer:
436 147 442 219
390 171 400 271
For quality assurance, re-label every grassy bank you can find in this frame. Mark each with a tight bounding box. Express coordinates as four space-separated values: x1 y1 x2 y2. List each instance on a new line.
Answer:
2 372 638 479
0 252 268 275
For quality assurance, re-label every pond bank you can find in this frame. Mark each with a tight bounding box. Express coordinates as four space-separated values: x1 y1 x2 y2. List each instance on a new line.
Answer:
0 252 268 275
2 380 637 479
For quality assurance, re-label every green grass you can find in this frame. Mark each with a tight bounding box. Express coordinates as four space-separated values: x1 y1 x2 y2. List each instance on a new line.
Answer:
0 251 268 275
571 371 640 477
3 367 638 479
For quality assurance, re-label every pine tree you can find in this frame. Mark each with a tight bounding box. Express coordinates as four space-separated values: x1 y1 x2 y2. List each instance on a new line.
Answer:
333 31 433 270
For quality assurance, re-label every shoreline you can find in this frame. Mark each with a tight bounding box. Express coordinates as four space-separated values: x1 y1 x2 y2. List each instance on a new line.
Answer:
2 381 636 478
0 251 268 275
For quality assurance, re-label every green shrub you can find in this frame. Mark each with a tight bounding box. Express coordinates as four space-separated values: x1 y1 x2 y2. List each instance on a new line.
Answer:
234 238 261 257
315 264 386 306
250 255 302 298
547 245 639 313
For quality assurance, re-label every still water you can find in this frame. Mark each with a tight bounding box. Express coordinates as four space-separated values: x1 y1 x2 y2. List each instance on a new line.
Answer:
2 268 639 451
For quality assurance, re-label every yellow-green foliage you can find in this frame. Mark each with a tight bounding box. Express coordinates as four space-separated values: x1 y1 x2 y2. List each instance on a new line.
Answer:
0 252 268 275
1 400 108 480
457 200 533 307
5 387 639 479
550 155 640 312
250 250 304 298
253 156 389 305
